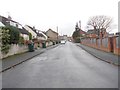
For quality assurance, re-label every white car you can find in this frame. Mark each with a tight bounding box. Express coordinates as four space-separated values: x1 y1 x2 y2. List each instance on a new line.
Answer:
61 40 66 44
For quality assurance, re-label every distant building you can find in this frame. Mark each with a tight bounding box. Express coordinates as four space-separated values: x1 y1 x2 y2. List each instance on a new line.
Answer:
67 36 72 41
86 29 98 38
63 35 68 40
80 30 86 37
75 22 86 37
86 28 108 38
59 35 68 41
46 29 58 41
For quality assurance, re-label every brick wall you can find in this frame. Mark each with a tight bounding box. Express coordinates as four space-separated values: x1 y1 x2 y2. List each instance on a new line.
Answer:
81 36 120 55
113 36 120 55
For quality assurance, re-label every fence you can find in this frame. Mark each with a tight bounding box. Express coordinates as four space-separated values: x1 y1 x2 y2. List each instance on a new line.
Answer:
81 36 120 55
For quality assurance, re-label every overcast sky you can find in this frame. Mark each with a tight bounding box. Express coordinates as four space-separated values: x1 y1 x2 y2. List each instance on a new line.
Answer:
0 0 119 36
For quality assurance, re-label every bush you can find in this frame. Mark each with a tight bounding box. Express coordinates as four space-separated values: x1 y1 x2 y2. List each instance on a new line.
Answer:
74 37 81 43
72 30 81 43
0 27 10 54
29 33 32 40
19 36 24 44
6 25 20 44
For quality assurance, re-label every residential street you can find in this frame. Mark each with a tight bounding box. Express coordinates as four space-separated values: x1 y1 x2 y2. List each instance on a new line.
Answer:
2 42 118 88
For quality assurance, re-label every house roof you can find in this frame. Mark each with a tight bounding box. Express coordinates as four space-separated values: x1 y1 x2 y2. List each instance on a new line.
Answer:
0 16 29 35
80 29 86 34
26 25 33 30
87 29 99 34
26 25 38 34
0 15 19 26
46 29 58 35
0 15 9 25
19 27 29 35
87 28 107 35
87 30 95 34
36 32 44 37
26 25 47 38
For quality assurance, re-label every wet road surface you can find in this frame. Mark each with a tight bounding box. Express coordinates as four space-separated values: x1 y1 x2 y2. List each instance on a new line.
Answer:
2 42 118 88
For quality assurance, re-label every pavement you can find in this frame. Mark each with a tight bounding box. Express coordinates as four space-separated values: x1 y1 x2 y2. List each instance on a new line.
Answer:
1 44 59 72
76 43 120 66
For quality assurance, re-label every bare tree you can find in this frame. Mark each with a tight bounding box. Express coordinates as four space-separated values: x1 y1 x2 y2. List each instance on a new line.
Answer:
87 15 113 37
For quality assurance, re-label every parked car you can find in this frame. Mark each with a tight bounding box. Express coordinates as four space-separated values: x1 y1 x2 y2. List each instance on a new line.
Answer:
61 40 66 44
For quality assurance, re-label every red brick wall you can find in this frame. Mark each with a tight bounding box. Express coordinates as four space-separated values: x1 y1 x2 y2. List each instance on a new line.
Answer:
113 36 120 55
81 37 120 55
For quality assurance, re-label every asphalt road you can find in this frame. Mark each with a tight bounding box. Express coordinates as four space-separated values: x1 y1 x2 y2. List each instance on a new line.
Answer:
2 42 118 88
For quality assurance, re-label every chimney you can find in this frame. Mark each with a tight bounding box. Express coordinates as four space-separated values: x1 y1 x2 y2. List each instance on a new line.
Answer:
33 26 36 32
8 15 12 20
